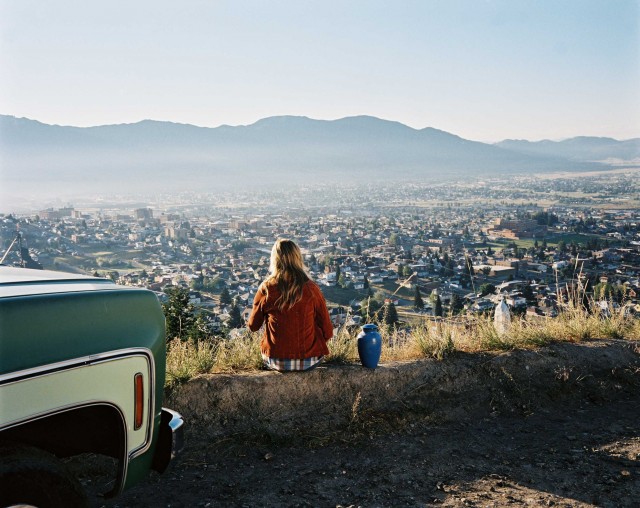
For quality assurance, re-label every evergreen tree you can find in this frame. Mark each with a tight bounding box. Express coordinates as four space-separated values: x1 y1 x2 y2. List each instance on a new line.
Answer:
383 302 399 326
434 295 443 317
162 286 196 341
464 255 475 277
450 293 463 314
414 286 424 310
446 258 454 275
523 283 535 302
228 301 243 329
219 286 232 306
189 314 210 342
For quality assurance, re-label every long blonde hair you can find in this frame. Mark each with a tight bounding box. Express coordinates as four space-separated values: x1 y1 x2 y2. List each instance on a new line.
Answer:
264 239 309 310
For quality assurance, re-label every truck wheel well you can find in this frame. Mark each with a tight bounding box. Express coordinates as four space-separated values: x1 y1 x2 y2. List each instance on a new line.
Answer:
0 403 126 462
0 442 91 508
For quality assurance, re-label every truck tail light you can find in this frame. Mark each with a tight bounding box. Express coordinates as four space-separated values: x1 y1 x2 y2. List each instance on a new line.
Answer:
134 373 144 430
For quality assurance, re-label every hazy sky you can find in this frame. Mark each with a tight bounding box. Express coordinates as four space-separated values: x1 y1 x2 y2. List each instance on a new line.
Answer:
0 0 638 141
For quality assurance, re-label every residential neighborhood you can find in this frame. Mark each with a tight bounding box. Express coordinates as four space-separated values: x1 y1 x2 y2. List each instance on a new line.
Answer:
2 175 640 336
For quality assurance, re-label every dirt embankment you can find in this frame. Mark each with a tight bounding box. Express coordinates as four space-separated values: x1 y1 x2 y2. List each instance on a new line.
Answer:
99 339 640 508
166 339 640 441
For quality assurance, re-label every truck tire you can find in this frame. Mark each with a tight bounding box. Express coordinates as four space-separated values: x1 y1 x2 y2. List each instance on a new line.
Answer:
0 443 90 508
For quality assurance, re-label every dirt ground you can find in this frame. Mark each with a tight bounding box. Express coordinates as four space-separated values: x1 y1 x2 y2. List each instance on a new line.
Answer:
93 387 639 508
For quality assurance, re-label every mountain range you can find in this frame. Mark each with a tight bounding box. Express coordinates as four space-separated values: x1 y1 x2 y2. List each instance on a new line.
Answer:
496 137 640 163
1 114 638 197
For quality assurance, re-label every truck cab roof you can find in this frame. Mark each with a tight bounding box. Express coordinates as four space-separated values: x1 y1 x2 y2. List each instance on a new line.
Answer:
0 266 124 299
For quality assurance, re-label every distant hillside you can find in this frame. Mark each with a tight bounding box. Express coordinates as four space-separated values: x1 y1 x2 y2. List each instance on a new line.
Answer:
0 114 614 197
495 136 640 162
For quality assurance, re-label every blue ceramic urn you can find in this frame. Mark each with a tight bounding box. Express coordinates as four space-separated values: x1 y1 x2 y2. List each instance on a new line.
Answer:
357 323 382 369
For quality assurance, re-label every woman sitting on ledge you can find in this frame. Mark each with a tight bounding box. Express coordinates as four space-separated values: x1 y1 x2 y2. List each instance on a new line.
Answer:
247 238 333 371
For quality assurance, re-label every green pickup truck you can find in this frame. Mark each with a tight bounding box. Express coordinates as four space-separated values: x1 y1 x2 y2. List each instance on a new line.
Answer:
0 267 184 507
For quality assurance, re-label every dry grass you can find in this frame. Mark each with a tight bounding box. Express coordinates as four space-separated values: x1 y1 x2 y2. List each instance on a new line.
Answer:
211 330 263 373
630 316 640 340
165 338 217 388
165 330 263 388
325 325 358 364
410 323 456 360
165 300 639 387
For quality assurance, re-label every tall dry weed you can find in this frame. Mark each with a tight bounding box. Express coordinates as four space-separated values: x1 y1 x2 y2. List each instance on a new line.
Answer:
410 322 456 359
165 338 216 388
629 316 640 340
213 329 263 372
506 317 554 348
326 325 358 364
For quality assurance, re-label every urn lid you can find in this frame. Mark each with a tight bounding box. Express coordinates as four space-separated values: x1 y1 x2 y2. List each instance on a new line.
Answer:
362 323 379 332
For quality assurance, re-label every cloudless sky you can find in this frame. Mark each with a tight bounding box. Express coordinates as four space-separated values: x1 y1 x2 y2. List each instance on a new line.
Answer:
0 0 638 141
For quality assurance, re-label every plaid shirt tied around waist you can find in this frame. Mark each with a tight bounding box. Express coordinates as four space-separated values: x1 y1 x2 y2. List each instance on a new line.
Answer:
262 354 323 372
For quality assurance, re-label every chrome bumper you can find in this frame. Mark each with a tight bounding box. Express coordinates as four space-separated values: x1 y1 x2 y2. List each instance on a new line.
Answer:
152 407 185 473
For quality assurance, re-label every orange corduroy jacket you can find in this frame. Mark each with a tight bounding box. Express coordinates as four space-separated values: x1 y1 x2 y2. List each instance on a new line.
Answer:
247 280 333 359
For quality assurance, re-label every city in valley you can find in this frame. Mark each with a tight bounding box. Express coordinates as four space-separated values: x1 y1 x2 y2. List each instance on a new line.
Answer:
2 171 639 334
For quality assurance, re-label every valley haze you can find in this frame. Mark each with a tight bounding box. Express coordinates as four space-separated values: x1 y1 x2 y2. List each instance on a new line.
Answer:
1 114 639 212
